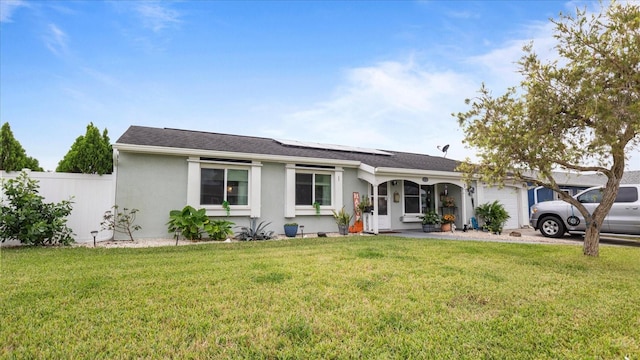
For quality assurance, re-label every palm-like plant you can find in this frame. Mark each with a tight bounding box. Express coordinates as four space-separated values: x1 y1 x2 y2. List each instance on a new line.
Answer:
475 200 510 233
237 218 275 241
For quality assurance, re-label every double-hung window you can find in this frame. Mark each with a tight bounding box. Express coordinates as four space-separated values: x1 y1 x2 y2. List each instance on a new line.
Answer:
201 168 249 205
295 172 332 206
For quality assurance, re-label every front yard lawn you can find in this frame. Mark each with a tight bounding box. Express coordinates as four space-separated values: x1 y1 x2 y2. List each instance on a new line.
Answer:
1 236 639 358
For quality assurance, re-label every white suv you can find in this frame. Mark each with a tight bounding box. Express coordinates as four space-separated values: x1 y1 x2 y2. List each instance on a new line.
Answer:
530 184 640 237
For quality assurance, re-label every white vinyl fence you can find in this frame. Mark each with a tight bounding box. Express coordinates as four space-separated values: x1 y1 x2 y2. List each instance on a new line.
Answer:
1 170 115 244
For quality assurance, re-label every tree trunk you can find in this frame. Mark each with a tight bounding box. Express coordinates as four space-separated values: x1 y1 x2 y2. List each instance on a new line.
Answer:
583 221 600 257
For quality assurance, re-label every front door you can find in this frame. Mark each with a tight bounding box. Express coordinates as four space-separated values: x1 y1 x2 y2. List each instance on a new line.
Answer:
376 183 390 230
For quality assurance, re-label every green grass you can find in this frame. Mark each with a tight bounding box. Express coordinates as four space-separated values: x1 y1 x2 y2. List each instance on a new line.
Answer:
2 236 639 359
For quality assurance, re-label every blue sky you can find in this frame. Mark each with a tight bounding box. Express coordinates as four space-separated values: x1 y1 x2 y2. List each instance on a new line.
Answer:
1 0 638 171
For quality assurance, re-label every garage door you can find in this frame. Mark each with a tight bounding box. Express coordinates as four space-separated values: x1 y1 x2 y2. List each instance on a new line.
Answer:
482 186 521 229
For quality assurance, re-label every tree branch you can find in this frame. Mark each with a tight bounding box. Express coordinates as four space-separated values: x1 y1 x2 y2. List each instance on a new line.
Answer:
553 160 612 176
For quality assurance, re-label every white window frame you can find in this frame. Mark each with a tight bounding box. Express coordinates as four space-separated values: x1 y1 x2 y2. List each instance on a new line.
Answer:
295 170 333 206
200 166 249 206
403 181 433 216
187 157 262 217
284 164 343 217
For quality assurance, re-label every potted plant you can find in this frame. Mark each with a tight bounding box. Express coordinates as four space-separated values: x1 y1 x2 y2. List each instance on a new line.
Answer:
441 213 456 232
332 207 353 235
357 195 373 214
283 223 298 237
442 196 456 208
420 211 441 232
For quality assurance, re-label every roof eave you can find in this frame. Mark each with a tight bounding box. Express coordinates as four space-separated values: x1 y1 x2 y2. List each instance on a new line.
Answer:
373 166 460 178
113 143 362 167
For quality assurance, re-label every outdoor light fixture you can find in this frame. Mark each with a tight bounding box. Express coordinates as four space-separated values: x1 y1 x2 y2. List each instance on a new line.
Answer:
299 225 305 238
175 228 182 246
391 180 398 186
91 230 98 248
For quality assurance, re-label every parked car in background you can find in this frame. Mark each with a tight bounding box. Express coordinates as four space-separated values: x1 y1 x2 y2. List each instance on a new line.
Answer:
530 184 640 237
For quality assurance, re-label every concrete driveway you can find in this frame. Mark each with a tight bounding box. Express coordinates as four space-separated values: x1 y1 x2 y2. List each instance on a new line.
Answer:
389 227 640 247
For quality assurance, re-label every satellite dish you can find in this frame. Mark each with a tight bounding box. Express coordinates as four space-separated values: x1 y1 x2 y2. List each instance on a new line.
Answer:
437 144 450 158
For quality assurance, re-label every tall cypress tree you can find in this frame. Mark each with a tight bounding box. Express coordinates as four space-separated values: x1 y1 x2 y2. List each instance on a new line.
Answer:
56 123 113 174
0 122 43 172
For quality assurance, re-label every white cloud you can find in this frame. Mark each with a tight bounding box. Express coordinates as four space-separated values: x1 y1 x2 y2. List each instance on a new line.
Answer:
275 3 640 167
0 0 27 22
135 1 181 33
43 23 69 56
467 20 557 90
280 58 478 159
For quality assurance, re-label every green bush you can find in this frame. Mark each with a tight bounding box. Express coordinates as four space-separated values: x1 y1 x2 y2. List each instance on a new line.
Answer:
205 219 234 240
475 200 510 233
167 206 234 240
167 206 208 240
0 171 74 245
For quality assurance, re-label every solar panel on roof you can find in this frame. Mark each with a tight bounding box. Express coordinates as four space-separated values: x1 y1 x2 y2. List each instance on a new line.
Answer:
275 139 392 156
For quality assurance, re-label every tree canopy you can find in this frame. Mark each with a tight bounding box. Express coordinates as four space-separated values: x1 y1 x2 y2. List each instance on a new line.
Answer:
57 123 113 175
0 122 43 172
455 1 639 257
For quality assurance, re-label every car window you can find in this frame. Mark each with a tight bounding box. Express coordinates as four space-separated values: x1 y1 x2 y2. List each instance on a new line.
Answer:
577 188 603 203
614 187 638 203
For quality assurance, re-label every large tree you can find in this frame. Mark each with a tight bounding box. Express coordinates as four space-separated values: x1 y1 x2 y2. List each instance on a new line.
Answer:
455 1 639 257
0 122 43 172
57 123 113 175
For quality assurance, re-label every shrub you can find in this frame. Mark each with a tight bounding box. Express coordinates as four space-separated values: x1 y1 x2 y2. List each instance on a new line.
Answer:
0 171 74 245
100 205 141 241
205 219 235 240
167 206 234 240
475 200 510 233
167 206 208 240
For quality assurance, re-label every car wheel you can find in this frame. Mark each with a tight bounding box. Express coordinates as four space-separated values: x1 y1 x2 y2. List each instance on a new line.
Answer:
538 216 566 238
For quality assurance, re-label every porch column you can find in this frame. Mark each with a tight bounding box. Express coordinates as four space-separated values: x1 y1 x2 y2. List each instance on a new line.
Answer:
372 183 379 235
461 186 468 229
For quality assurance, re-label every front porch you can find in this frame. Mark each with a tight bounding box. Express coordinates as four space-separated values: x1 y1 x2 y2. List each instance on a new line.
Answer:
356 169 476 235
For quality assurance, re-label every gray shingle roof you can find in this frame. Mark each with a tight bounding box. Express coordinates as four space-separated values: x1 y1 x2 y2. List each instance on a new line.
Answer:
116 126 460 172
622 171 640 184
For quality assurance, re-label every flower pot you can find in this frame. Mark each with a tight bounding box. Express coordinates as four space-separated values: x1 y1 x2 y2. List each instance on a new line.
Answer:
441 223 452 232
422 224 438 232
338 224 349 235
284 224 298 238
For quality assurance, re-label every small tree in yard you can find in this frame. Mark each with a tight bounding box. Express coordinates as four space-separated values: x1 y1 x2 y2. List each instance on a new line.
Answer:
0 122 43 172
455 1 639 257
0 171 74 245
101 205 141 241
57 123 113 175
